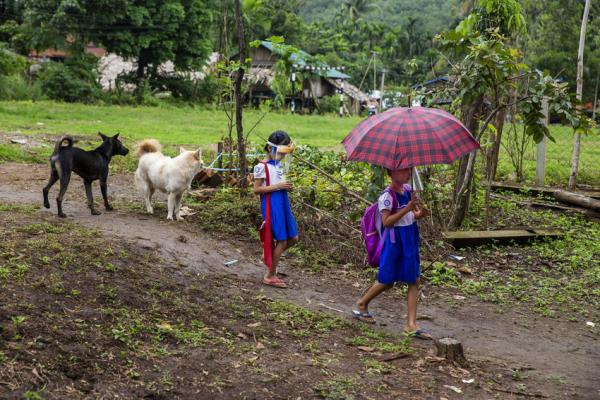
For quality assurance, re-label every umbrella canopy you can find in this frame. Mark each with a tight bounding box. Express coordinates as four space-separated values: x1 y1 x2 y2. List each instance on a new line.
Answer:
342 107 480 170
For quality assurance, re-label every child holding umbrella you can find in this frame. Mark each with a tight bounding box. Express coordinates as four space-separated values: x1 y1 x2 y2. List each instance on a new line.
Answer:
352 168 431 339
343 106 480 339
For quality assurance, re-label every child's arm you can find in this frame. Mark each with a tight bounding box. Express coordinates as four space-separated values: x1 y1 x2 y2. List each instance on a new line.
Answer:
252 178 293 195
381 202 416 227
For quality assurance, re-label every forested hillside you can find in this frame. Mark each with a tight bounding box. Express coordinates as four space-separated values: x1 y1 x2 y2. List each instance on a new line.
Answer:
300 0 461 34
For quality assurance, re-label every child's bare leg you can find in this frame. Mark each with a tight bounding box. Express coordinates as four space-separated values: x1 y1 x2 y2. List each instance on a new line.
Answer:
405 282 419 331
356 282 392 313
285 236 299 250
266 240 287 279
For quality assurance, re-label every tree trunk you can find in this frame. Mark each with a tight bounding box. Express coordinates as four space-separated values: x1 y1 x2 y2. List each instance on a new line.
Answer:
435 337 468 366
454 101 480 197
568 0 591 189
486 107 507 181
554 190 600 212
234 0 247 190
450 100 481 229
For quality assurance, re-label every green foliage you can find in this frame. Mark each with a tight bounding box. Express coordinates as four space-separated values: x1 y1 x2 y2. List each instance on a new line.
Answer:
424 261 460 287
38 54 102 103
0 43 27 75
23 0 214 86
0 75 42 101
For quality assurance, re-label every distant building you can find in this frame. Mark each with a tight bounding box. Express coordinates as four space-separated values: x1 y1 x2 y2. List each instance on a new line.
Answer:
244 40 368 114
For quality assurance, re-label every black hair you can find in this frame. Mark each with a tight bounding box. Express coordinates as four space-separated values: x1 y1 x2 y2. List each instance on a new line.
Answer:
264 130 291 152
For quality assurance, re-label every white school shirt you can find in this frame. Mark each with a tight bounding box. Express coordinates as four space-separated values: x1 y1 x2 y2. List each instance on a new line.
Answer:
253 162 285 186
378 190 415 227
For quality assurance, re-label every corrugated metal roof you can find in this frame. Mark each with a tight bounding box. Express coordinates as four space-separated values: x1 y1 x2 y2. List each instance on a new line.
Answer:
260 41 350 80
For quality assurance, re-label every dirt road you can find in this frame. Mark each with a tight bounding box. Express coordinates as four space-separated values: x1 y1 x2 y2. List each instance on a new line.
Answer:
1 162 598 399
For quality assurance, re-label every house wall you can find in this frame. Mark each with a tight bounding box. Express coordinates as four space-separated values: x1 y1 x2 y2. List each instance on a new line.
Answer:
250 47 278 67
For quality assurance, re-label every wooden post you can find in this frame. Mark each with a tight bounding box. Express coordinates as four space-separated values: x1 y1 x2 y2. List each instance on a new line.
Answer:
569 0 591 189
535 98 549 186
217 141 223 170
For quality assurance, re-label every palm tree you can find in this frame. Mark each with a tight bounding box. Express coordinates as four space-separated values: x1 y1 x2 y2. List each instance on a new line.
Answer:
460 0 477 16
342 0 375 22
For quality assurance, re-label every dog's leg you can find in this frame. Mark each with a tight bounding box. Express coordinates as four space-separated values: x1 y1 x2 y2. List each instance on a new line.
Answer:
100 176 113 211
56 170 71 218
145 186 155 214
167 192 176 220
43 167 59 209
174 192 183 221
84 180 101 215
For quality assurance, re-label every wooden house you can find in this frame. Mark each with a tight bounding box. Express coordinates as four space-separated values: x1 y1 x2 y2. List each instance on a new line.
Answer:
244 41 367 114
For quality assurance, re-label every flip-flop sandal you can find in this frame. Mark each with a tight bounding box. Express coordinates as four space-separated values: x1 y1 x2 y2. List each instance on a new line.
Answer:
352 310 376 324
405 328 433 340
263 277 288 288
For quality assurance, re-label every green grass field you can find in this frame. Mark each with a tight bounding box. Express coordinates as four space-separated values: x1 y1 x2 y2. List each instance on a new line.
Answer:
0 101 361 148
1 101 598 186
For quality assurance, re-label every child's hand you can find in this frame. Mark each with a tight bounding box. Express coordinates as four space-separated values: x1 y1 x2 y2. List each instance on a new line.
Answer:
276 182 294 191
414 207 430 219
407 192 418 210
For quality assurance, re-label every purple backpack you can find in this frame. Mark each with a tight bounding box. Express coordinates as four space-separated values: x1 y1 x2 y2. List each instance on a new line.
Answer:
360 185 409 267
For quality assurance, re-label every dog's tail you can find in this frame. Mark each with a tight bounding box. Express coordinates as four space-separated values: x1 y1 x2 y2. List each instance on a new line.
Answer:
136 139 162 157
53 136 74 155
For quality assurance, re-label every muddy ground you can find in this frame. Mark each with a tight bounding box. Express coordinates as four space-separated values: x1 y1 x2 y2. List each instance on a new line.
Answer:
0 160 599 399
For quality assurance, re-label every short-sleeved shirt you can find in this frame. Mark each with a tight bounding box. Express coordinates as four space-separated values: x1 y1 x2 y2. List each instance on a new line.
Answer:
378 189 415 227
253 161 285 187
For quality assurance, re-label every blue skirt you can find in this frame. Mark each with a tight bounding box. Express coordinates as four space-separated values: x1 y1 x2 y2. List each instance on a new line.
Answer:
261 190 298 241
378 223 420 285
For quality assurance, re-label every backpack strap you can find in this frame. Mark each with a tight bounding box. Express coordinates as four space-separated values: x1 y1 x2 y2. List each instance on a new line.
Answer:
382 187 398 244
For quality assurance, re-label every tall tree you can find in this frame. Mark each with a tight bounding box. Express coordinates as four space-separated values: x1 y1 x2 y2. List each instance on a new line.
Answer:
234 0 248 190
23 0 214 83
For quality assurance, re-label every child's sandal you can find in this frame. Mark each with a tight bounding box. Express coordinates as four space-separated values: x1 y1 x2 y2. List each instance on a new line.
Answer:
263 277 288 288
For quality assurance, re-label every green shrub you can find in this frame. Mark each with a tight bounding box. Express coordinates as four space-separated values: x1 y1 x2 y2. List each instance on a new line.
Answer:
152 74 219 103
0 43 27 75
0 75 42 101
316 95 347 115
38 54 101 103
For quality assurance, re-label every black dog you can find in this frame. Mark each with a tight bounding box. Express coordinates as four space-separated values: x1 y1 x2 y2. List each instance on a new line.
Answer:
43 133 129 218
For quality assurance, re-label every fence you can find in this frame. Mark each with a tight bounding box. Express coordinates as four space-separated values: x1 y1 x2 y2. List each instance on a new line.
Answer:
496 123 600 188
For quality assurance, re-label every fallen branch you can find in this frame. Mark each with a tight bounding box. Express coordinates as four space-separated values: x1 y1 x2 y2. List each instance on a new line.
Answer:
380 353 409 362
490 387 548 398
295 198 360 234
295 154 371 206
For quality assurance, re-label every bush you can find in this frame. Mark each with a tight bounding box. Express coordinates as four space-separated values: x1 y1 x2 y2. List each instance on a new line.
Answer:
0 75 42 101
0 43 27 75
152 74 219 103
316 95 347 115
38 54 101 103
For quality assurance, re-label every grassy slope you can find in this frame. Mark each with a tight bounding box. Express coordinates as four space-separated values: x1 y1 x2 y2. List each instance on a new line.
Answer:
0 101 361 148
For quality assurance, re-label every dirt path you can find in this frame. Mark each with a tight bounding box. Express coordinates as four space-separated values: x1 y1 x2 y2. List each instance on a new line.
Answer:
1 162 599 399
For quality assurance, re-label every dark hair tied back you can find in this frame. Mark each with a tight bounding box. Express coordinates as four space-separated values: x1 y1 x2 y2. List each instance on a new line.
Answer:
265 130 291 152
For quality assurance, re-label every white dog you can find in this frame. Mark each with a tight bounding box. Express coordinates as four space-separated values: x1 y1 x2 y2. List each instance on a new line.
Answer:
135 139 204 220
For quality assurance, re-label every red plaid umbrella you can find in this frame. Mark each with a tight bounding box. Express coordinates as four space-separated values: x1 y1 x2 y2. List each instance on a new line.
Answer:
342 107 480 169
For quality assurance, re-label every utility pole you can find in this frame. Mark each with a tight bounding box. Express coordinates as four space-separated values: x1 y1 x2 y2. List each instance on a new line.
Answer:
291 64 296 114
379 68 387 112
372 51 377 94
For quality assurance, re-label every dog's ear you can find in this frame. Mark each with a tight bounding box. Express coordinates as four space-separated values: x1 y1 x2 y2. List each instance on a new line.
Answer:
179 146 187 154
193 148 202 160
112 133 120 139
98 132 108 141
